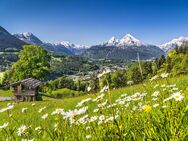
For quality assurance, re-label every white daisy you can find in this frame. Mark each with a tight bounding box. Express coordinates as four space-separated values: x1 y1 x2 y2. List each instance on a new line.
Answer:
17 125 27 136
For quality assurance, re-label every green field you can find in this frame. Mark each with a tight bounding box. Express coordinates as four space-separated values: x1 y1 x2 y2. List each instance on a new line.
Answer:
0 75 188 140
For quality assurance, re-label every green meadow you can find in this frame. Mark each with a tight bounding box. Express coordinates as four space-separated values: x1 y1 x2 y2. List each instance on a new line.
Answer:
0 75 187 140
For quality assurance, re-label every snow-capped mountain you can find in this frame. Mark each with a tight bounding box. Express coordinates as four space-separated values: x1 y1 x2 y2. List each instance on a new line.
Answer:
52 41 89 55
118 34 146 47
101 36 119 46
100 34 146 47
13 32 88 55
13 32 43 45
159 36 188 52
83 34 164 60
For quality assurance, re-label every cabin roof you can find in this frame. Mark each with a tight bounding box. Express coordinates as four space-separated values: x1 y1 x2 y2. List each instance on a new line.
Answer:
10 78 42 89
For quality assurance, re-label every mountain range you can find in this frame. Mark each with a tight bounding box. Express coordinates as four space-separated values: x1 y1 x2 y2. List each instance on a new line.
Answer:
82 34 164 60
13 32 89 55
0 26 187 60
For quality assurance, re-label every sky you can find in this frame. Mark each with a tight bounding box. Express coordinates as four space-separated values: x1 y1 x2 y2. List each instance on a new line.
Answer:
1 0 188 46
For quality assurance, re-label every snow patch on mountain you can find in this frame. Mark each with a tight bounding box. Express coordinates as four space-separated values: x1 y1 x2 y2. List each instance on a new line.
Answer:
118 34 146 47
100 34 147 47
13 32 43 45
160 36 188 52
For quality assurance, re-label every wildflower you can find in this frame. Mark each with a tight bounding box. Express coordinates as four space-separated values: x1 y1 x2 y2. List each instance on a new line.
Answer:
35 126 42 131
150 75 158 81
38 107 46 113
121 93 127 97
104 116 115 123
93 93 105 102
76 98 92 107
153 84 159 89
42 114 48 119
172 87 179 91
0 122 9 129
100 85 108 93
69 118 75 124
127 81 134 85
51 108 64 115
138 102 142 107
93 108 99 113
7 103 11 106
0 105 14 113
153 104 159 108
143 105 152 113
63 107 88 119
132 106 137 111
152 91 160 97
87 86 91 92
98 100 108 108
22 139 34 141
139 92 147 97
163 96 173 102
31 103 35 107
77 115 88 125
160 73 169 78
172 92 184 101
17 125 27 136
162 88 167 91
54 124 58 131
22 108 28 113
167 84 176 88
161 84 166 88
89 116 98 122
162 105 167 109
86 135 91 139
86 126 90 130
97 73 104 78
99 115 105 121
152 98 158 101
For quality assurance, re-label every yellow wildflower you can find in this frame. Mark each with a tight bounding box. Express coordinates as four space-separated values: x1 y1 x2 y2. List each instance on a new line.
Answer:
143 105 152 113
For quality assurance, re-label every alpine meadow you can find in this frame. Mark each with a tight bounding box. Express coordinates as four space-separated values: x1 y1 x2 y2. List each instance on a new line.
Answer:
0 0 188 140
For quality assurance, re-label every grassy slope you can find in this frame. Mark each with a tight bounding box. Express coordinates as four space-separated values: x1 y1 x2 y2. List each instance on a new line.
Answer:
0 75 187 140
0 75 187 119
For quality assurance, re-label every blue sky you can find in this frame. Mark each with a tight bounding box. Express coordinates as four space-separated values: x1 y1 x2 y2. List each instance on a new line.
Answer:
1 0 188 46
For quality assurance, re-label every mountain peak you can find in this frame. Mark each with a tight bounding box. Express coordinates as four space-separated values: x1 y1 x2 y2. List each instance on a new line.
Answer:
22 32 33 37
55 41 73 47
119 34 145 47
160 36 188 52
101 36 119 46
13 32 43 45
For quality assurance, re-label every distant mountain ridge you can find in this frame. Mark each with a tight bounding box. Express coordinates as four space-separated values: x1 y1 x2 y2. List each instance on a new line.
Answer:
13 32 88 55
1 25 187 60
82 34 164 60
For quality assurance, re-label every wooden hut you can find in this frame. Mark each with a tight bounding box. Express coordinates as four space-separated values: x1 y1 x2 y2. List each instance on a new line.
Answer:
10 78 42 102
